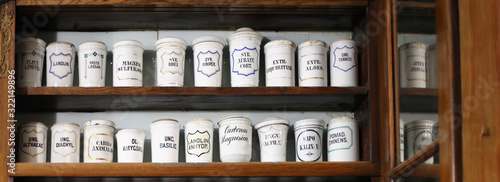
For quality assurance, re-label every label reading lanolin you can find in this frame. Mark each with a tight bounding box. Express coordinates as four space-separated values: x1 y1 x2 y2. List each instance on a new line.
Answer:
52 130 77 157
49 52 73 79
231 47 259 76
328 126 353 152
186 130 211 157
88 134 113 161
332 46 357 72
160 51 184 75
296 129 322 162
196 51 221 77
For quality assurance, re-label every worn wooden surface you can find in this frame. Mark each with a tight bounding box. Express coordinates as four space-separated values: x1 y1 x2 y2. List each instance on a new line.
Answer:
16 0 368 6
459 0 500 181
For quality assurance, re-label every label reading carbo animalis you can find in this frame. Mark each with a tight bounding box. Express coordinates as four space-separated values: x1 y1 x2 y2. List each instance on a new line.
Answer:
88 134 113 160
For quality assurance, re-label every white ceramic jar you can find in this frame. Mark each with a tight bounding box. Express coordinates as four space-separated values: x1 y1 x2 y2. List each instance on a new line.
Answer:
218 116 253 162
264 40 296 87
405 120 435 164
150 119 180 163
298 40 328 87
329 39 358 87
255 117 289 162
227 27 263 87
78 41 107 87
113 40 144 87
327 117 359 162
50 122 80 163
192 36 225 87
18 122 48 163
184 118 214 163
399 42 427 88
294 119 325 162
116 129 146 163
400 118 405 162
46 41 76 87
83 119 115 163
16 37 46 87
155 37 187 87
426 44 437 88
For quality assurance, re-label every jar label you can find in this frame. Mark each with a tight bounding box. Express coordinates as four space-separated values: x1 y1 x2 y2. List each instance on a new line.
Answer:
88 133 114 162
332 46 357 72
299 54 326 81
20 129 46 157
296 129 322 162
82 52 105 81
404 55 426 82
231 47 259 76
266 55 293 81
196 50 221 77
115 54 143 82
121 138 143 152
158 135 178 149
48 52 73 79
327 126 353 152
159 51 184 76
220 124 251 146
413 130 433 154
259 127 284 148
186 130 211 157
52 129 78 157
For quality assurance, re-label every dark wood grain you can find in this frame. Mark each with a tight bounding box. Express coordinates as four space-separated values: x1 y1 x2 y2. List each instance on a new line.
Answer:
389 140 439 179
16 0 369 6
404 164 440 179
11 162 380 177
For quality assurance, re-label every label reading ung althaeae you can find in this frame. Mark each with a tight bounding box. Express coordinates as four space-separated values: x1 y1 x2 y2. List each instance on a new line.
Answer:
296 129 322 162
332 46 357 72
231 47 259 76
21 130 46 157
88 134 113 161
328 126 353 152
160 51 184 75
52 130 77 157
196 51 221 77
49 53 73 79
186 130 211 157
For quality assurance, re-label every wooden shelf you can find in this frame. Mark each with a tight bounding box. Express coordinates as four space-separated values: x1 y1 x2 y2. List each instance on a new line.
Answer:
399 88 437 113
16 0 369 6
16 87 367 111
10 162 380 177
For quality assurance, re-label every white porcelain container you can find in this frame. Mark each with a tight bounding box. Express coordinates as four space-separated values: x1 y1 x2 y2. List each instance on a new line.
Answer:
16 37 46 87
184 118 214 163
294 119 325 162
116 129 146 163
113 40 144 87
83 119 115 163
78 41 107 87
46 41 76 87
218 116 253 162
227 27 263 87
192 36 225 87
329 39 358 87
255 117 289 162
150 119 180 163
427 44 437 88
156 37 187 87
399 42 427 88
327 117 359 162
264 40 296 87
298 40 328 87
19 122 48 163
405 120 435 164
50 122 80 163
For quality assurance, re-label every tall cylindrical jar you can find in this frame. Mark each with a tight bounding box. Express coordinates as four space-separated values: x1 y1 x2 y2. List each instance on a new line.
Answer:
227 27 263 87
83 119 115 163
298 40 328 87
78 41 107 87
192 36 225 87
264 40 296 87
46 42 76 87
184 118 214 163
426 44 437 88
255 117 289 162
218 116 253 162
155 37 187 87
294 119 325 162
16 37 46 87
113 40 144 87
18 122 48 163
150 119 180 163
327 117 359 162
405 120 435 164
116 129 146 163
399 42 427 88
330 39 358 87
51 122 80 163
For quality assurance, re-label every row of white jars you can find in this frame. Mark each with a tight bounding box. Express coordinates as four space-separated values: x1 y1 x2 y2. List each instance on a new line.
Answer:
398 42 438 88
17 116 359 163
16 28 358 88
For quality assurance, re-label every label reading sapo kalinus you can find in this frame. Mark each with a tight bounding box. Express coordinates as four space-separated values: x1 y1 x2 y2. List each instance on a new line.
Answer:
186 130 211 157
296 129 322 162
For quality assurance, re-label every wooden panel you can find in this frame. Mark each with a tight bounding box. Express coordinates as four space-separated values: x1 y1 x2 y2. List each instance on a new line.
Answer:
459 0 500 181
11 162 380 177
16 0 369 6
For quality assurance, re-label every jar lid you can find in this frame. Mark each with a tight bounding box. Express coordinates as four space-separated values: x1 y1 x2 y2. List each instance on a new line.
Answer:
405 120 436 129
298 40 327 50
19 121 48 128
227 27 263 44
51 122 80 128
218 115 252 126
19 37 46 47
264 39 296 50
79 41 107 49
255 117 289 130
192 36 225 47
294 119 325 130
399 42 427 51
150 119 180 127
186 118 213 125
116 128 145 136
84 119 115 128
47 41 75 48
113 40 144 49
328 117 357 124
330 39 356 47
155 37 187 50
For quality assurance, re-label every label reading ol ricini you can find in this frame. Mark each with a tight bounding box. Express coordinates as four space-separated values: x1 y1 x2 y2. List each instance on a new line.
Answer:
186 130 211 157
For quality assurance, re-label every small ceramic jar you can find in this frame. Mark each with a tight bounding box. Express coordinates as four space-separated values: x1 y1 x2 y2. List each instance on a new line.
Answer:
83 119 115 163
184 118 214 163
116 129 146 163
51 122 80 163
150 119 180 163
329 39 358 87
18 122 48 163
218 116 253 162
264 40 296 87
46 41 76 87
399 42 427 88
16 37 46 87
294 119 325 162
298 40 328 87
113 40 144 87
227 27 263 87
156 37 187 87
255 117 289 162
78 41 107 87
426 44 437 88
327 117 359 162
192 36 225 87
405 120 435 164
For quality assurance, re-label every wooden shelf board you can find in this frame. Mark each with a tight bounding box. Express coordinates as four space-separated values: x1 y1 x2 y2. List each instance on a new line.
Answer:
10 162 380 177
399 1 435 9
399 88 438 112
